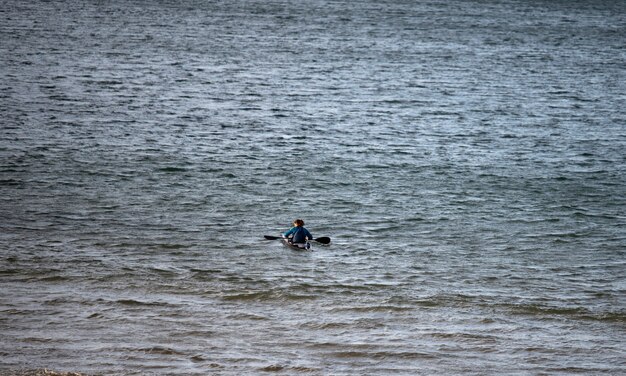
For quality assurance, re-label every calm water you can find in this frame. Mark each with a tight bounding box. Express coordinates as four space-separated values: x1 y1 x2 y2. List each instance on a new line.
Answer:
1 0 625 374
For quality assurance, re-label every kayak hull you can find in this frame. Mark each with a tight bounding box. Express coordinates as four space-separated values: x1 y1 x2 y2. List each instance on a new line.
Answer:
282 238 311 251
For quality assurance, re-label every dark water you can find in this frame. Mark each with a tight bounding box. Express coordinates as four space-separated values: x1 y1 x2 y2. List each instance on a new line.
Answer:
1 0 625 374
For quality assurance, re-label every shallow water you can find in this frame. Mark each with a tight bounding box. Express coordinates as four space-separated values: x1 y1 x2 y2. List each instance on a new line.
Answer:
1 0 625 374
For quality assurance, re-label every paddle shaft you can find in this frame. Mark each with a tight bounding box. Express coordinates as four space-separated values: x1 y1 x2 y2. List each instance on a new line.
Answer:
264 235 331 244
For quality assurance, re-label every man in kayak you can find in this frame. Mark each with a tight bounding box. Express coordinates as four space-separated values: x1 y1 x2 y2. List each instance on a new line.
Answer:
282 219 312 244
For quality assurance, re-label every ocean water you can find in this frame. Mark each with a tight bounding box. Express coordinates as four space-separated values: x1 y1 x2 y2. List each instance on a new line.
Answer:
1 0 625 374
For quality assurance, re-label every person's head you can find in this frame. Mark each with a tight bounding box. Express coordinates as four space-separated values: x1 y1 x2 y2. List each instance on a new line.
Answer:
293 219 305 227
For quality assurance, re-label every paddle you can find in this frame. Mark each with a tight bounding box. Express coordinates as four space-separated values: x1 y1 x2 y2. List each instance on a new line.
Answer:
264 235 331 244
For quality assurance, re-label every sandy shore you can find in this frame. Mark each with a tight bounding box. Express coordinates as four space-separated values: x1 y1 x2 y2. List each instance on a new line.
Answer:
0 370 90 376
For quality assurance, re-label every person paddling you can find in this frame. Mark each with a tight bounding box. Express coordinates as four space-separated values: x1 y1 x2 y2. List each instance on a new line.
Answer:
282 219 312 244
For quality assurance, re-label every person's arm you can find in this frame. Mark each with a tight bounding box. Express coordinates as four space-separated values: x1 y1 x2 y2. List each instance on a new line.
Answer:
283 227 296 237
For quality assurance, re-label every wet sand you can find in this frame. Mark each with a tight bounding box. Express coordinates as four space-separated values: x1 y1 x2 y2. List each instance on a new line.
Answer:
0 370 89 376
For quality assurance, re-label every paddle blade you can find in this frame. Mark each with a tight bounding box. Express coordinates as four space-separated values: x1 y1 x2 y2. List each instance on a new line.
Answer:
264 235 281 240
313 237 331 244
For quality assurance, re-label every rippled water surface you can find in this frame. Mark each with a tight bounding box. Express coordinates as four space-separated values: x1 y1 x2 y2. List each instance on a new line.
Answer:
1 0 625 374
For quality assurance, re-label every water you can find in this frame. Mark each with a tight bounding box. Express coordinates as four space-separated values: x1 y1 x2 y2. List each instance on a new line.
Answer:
1 0 625 374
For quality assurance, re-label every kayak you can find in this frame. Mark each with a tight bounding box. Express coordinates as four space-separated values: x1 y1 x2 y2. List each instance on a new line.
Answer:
263 235 330 249
282 238 311 251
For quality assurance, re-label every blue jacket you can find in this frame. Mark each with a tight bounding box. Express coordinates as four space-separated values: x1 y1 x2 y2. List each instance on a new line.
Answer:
283 226 312 243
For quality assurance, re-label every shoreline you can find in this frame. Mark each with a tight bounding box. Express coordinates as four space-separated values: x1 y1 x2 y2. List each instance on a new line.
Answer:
1 370 90 376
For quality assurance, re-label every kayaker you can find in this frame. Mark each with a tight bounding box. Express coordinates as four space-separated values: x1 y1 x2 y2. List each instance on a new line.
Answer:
282 219 312 244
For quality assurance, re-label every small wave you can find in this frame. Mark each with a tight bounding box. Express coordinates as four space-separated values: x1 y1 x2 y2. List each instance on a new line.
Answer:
330 350 436 360
331 305 413 313
190 268 223 281
40 275 70 282
221 290 316 302
156 243 189 250
115 299 169 307
0 268 22 275
147 266 180 276
581 312 626 324
137 346 185 356
505 303 626 322
158 166 188 173
429 332 499 344
225 312 269 321
413 293 476 308
300 321 353 330
259 364 321 373
22 337 56 344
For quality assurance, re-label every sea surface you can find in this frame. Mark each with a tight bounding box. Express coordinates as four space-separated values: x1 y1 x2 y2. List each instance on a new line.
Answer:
1 0 625 374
